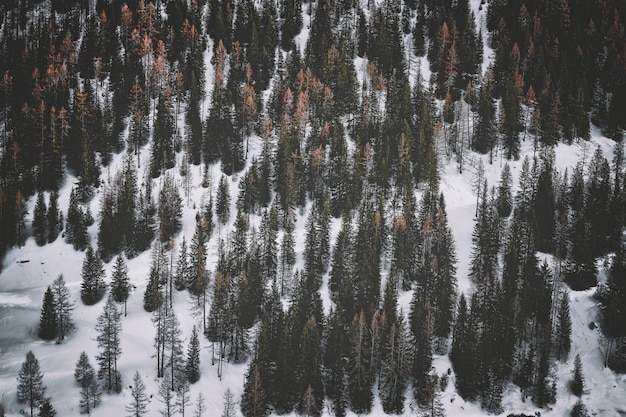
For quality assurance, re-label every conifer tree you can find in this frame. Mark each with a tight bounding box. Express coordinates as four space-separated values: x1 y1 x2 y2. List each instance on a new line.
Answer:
33 190 47 246
96 295 123 393
47 191 61 243
241 362 268 417
174 237 189 291
74 351 93 384
17 351 46 417
81 245 106 305
158 374 177 417
158 175 183 243
496 163 513 218
144 262 164 312
216 175 231 225
52 274 75 342
38 400 56 417
66 187 88 251
111 255 130 316
570 354 585 397
188 221 208 299
185 325 201 384
39 287 58 341
556 292 572 361
126 371 150 417
571 399 589 417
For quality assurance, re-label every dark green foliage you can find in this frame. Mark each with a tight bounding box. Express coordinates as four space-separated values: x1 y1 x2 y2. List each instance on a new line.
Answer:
534 157 556 253
570 354 585 397
111 255 130 316
158 175 182 243
241 362 268 417
496 163 513 217
555 292 572 362
39 287 58 341
46 192 61 244
144 262 163 313
33 191 47 246
74 351 93 384
186 325 201 383
17 351 46 417
188 221 208 298
37 400 56 417
65 188 88 251
216 175 231 225
450 294 477 400
80 245 106 305
571 399 589 417
52 275 75 342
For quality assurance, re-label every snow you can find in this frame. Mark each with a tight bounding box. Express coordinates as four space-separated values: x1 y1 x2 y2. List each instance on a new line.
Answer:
2 1 626 417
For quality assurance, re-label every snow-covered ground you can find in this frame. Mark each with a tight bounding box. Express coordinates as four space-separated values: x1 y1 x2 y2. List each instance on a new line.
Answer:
1 0 626 416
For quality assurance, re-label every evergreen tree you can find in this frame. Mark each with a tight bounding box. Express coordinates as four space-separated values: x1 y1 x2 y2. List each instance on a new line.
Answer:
496 163 513 218
144 261 164 313
46 191 61 244
570 354 585 397
188 221 208 299
125 371 150 417
185 325 201 384
556 292 572 361
216 175 231 225
98 186 120 261
81 245 106 305
96 296 123 393
157 374 177 417
37 400 56 417
241 362 268 417
158 175 183 243
571 399 589 417
74 351 94 384
111 255 130 316
39 287 58 341
65 187 88 251
173 237 189 291
16 351 46 417
52 274 75 342
33 190 47 246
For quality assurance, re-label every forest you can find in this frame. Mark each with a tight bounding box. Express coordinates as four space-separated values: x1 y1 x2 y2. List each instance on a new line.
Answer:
0 0 625 416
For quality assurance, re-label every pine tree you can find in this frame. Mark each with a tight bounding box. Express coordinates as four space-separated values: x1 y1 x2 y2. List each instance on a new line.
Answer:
81 245 106 305
38 400 56 417
65 187 88 251
570 354 585 397
33 190 47 246
188 221 208 299
46 191 61 243
158 175 183 243
144 261 164 313
185 325 201 384
52 274 75 342
496 163 513 217
241 362 268 417
16 351 46 417
216 175 231 225
111 255 130 316
173 237 189 291
125 371 150 417
74 351 94 384
571 399 589 417
39 287 58 341
96 295 123 393
556 292 572 361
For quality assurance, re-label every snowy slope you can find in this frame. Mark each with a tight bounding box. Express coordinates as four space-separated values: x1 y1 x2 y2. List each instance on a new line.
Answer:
2 1 626 417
